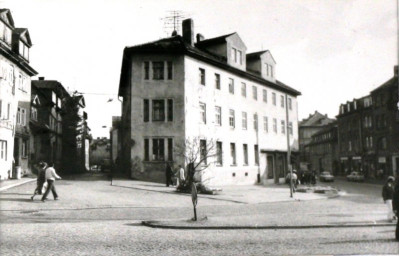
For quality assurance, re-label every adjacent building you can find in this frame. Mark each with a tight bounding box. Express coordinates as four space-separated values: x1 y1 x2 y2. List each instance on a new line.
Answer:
337 66 398 178
30 78 69 169
118 19 301 185
90 137 110 168
110 116 121 164
0 9 38 179
298 111 335 169
305 121 339 175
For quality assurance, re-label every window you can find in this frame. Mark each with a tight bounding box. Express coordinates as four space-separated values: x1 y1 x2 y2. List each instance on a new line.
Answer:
263 116 268 132
252 86 257 100
288 98 292 110
272 93 276 106
215 73 220 90
381 137 387 150
153 62 164 80
216 142 223 166
0 100 2 118
152 138 164 160
288 122 293 135
243 144 248 165
273 118 277 133
144 139 149 161
17 107 21 125
253 114 258 130
200 139 207 164
199 68 205 85
242 112 247 130
280 95 285 108
232 48 237 62
143 99 149 122
199 102 206 124
167 99 173 122
241 82 246 97
254 145 259 165
7 103 10 119
0 140 7 160
167 61 173 80
215 106 221 126
370 136 373 148
230 143 236 165
281 120 285 134
229 109 235 128
263 89 267 103
238 50 242 65
144 61 150 80
152 100 165 121
229 78 234 94
22 140 28 158
348 141 352 151
31 106 37 121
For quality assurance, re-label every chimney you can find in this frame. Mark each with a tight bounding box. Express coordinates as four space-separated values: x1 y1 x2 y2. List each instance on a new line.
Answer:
196 33 204 43
38 77 45 80
394 65 398 76
182 19 194 46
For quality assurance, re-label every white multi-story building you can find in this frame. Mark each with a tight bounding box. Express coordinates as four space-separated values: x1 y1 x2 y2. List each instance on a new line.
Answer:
118 19 300 185
0 9 37 180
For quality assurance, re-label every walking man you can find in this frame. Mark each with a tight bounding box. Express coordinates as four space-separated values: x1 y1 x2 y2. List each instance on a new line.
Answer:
382 176 395 221
41 162 62 202
165 162 173 187
31 161 47 200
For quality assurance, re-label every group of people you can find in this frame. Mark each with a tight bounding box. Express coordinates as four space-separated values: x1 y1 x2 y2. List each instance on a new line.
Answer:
381 176 399 241
31 161 62 202
165 163 185 187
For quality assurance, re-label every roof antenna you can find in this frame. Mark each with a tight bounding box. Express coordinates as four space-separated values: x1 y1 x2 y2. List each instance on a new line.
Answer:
161 10 185 37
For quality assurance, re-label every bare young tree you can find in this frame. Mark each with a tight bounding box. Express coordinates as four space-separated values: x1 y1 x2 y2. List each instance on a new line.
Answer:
174 137 219 191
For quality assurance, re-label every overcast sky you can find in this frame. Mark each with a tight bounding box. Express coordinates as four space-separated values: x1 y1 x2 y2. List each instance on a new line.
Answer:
3 0 398 138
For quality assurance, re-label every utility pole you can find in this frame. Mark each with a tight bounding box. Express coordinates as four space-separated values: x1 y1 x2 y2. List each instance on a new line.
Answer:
285 93 293 198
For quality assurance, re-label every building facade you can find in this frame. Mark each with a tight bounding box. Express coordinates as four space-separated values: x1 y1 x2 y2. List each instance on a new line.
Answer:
337 66 398 178
30 78 69 169
298 111 335 169
0 9 37 179
305 122 339 175
118 19 301 185
370 66 398 177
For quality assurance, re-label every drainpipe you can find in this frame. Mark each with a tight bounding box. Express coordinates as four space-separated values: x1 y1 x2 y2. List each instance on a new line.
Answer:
285 93 292 198
256 112 260 183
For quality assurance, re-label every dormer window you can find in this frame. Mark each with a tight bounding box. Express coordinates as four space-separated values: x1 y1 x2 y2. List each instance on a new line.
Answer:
0 21 12 45
232 47 242 65
347 103 350 112
265 63 274 78
19 41 29 60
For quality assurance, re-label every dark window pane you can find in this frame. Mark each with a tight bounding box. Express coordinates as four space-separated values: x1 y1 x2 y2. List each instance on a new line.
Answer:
167 61 173 80
167 99 173 122
143 99 149 122
153 62 164 80
144 61 150 80
144 139 149 161
168 138 173 161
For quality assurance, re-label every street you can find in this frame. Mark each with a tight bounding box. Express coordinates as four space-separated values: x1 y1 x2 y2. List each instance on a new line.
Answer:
0 174 398 255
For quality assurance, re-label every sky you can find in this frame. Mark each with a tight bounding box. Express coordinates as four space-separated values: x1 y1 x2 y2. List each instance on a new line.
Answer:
2 0 398 138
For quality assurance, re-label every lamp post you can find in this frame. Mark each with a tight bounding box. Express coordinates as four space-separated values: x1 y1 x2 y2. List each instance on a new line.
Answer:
285 94 293 198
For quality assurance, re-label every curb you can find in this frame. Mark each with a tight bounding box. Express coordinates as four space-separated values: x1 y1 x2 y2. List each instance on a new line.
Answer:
141 221 396 230
0 178 36 192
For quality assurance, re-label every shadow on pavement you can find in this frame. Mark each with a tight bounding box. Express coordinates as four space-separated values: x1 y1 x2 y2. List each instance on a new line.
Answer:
1 193 32 196
0 198 34 203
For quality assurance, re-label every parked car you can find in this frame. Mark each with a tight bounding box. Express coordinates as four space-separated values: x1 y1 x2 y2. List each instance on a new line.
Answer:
346 171 365 182
319 171 334 182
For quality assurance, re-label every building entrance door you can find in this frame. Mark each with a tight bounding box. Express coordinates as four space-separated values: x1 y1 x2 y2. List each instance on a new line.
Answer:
267 155 275 183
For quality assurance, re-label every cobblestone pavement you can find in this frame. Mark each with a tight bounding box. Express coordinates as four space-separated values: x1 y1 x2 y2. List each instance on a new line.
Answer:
1 173 398 255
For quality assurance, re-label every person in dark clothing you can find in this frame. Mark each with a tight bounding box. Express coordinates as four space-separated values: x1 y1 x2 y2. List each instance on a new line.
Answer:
165 163 173 187
393 180 399 241
31 162 47 200
382 176 395 221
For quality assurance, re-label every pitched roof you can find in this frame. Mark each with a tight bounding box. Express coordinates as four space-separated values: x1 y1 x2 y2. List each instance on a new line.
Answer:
119 35 301 97
0 9 14 28
14 28 32 46
195 32 235 47
32 80 70 98
300 111 335 127
370 76 397 93
246 50 268 59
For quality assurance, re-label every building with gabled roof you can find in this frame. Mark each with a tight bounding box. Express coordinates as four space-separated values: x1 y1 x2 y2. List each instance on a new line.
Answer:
118 19 301 185
0 9 38 179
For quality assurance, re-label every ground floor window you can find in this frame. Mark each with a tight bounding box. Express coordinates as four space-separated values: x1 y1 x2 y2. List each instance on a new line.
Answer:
0 140 7 160
144 137 173 162
152 138 164 161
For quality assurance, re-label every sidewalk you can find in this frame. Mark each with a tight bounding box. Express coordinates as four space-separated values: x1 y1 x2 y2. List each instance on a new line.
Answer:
0 177 36 192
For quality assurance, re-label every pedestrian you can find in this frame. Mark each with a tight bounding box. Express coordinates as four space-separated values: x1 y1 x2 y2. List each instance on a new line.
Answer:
165 162 173 187
30 161 47 200
41 162 62 202
392 179 399 241
176 164 185 188
382 176 395 221
292 170 298 191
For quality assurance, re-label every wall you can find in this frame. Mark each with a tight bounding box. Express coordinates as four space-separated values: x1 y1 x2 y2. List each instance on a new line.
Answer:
129 54 186 182
184 55 298 186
